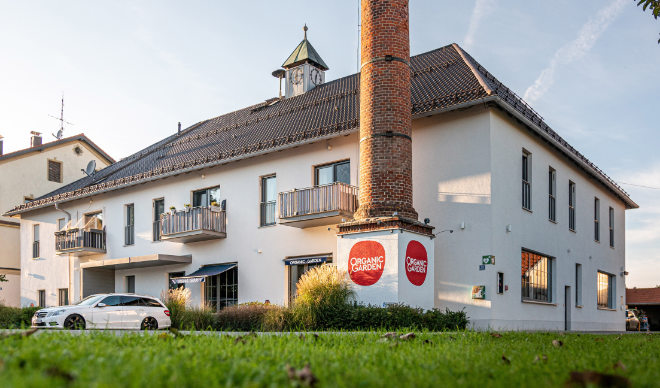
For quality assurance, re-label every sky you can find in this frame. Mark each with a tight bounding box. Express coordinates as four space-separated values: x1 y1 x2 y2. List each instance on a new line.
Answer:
0 1 658 287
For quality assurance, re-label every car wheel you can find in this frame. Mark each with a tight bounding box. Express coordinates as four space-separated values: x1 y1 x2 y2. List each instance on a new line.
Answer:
141 317 158 330
63 314 86 330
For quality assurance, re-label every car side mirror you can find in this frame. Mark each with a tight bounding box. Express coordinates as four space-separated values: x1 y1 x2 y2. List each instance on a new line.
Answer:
96 303 107 308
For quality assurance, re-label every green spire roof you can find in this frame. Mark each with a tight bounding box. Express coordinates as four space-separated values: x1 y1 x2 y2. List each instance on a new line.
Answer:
282 25 329 71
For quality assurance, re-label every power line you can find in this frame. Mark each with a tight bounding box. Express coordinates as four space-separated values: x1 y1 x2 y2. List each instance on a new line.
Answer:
619 182 660 190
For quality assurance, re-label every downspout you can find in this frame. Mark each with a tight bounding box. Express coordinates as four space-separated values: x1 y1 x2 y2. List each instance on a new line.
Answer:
54 202 73 304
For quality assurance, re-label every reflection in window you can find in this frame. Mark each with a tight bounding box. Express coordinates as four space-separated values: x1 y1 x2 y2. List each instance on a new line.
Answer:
193 186 220 207
597 271 615 309
315 161 350 186
521 250 552 303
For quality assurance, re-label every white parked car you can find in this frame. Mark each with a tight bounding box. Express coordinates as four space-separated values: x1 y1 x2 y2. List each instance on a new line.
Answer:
31 293 171 330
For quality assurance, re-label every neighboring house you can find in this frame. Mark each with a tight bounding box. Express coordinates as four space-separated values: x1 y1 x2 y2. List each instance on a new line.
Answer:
626 287 660 331
0 133 113 306
5 37 636 330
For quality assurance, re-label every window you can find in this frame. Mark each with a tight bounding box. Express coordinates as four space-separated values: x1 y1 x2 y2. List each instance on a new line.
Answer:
315 160 350 186
38 290 46 307
32 224 40 258
594 198 600 242
260 175 276 226
521 250 552 303
100 295 122 306
497 272 504 294
57 218 66 231
288 260 328 305
548 168 556 221
597 271 615 309
153 198 164 241
125 204 135 245
575 264 582 307
609 207 614 248
204 265 237 311
168 272 185 290
568 181 576 231
47 159 62 182
192 186 220 207
84 211 103 230
58 288 69 306
126 275 135 293
522 151 531 210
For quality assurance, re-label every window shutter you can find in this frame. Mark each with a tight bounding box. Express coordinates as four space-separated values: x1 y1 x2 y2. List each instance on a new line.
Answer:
48 160 62 182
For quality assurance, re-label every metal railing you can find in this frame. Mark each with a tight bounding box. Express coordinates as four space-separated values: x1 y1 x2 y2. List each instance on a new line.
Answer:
55 228 106 252
160 206 226 236
279 182 358 219
260 201 276 226
153 220 161 241
125 224 135 245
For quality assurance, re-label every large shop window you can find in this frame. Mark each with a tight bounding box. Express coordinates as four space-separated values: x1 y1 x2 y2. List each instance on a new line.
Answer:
597 271 615 309
521 250 553 303
315 160 350 186
260 175 276 226
193 186 220 207
285 256 330 305
205 266 238 311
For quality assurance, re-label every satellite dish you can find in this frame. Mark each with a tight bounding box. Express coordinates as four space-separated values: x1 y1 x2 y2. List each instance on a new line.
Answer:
52 129 63 140
81 160 96 177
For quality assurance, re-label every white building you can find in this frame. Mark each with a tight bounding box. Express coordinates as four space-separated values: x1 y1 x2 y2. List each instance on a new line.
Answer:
6 37 636 330
0 133 113 306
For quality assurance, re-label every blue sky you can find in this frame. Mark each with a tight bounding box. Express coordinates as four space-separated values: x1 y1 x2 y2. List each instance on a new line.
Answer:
0 1 658 287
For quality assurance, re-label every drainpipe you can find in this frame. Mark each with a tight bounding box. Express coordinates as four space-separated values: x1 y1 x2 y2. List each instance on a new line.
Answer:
54 202 73 303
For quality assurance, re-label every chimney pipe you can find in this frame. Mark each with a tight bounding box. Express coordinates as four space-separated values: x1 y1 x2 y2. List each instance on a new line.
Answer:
0 135 4 156
355 0 417 221
177 122 181 135
30 131 42 147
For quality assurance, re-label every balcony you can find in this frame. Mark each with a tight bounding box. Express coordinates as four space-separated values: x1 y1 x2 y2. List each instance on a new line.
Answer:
55 228 106 256
160 206 227 243
278 182 358 228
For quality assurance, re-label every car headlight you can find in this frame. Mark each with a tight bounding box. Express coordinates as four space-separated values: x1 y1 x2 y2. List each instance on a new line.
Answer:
47 310 66 317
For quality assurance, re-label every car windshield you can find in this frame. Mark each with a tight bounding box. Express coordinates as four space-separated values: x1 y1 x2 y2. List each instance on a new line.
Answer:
74 295 105 306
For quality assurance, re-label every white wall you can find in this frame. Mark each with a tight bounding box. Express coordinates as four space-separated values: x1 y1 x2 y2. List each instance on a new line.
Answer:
18 109 631 331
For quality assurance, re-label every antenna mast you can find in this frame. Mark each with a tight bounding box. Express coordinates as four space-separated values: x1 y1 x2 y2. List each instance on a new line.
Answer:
49 94 74 139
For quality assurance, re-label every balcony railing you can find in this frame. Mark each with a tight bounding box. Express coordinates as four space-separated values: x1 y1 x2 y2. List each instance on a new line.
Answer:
55 228 106 256
160 206 227 243
278 182 358 228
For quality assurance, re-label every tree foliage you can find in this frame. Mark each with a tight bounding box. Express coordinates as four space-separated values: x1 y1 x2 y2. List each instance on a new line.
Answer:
636 0 660 43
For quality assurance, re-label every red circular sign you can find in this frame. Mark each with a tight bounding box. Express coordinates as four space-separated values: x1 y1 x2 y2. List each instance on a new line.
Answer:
405 240 428 286
348 240 386 286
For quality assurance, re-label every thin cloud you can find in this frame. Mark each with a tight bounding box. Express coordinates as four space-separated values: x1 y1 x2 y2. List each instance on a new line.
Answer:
463 0 495 50
523 0 626 103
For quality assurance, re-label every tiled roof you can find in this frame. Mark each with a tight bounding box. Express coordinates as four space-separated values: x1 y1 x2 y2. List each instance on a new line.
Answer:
0 134 115 164
4 44 635 216
627 288 660 305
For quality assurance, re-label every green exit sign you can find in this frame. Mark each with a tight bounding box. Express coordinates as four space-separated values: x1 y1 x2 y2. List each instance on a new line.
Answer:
482 255 495 265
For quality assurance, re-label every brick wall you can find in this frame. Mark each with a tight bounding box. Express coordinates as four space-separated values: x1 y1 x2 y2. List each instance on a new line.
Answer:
355 0 418 221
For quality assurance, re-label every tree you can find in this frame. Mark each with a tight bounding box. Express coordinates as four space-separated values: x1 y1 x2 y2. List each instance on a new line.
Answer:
636 0 660 43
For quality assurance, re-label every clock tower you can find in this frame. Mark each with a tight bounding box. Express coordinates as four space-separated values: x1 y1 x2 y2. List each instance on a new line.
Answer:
281 25 329 98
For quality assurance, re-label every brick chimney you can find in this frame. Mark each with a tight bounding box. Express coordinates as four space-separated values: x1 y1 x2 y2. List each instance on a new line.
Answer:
354 0 417 221
30 131 42 147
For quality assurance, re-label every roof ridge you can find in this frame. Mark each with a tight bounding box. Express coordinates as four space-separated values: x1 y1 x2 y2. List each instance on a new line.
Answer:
451 43 493 95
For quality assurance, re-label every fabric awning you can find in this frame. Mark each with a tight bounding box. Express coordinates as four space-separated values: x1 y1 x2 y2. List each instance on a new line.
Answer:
283 256 329 266
171 263 236 284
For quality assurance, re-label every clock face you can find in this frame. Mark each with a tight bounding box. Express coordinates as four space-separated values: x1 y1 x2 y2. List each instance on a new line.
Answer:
292 68 304 85
310 68 323 85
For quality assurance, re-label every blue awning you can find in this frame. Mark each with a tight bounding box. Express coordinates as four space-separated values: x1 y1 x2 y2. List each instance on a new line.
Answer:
284 256 329 266
171 263 236 284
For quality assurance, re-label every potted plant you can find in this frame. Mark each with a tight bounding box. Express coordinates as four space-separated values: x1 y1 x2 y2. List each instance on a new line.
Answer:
184 204 192 212
169 206 176 215
210 200 221 211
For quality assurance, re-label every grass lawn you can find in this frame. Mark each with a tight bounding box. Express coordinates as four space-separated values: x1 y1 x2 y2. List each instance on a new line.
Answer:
0 331 657 387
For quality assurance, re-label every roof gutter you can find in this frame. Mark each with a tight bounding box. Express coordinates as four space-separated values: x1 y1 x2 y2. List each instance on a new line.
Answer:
54 202 72 222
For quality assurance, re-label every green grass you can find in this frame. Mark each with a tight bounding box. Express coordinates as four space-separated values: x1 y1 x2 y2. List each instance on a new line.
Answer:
0 331 657 387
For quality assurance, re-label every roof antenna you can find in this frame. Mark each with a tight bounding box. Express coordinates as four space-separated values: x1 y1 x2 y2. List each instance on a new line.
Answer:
49 94 73 139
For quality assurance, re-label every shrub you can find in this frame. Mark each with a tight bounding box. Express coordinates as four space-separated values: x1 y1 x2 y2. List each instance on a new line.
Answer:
215 304 278 331
0 305 39 328
178 306 215 331
161 287 190 329
292 265 354 328
262 306 296 331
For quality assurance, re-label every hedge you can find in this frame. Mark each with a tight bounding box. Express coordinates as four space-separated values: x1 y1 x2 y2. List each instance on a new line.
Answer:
0 305 39 329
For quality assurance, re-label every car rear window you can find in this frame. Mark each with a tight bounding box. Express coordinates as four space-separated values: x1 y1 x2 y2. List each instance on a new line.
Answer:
141 298 162 307
121 296 142 306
